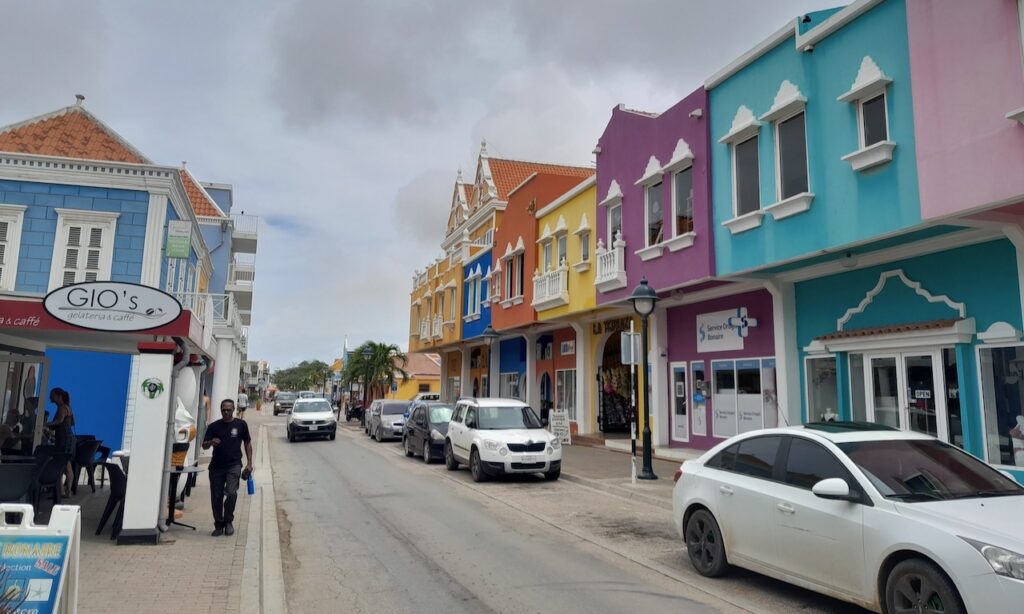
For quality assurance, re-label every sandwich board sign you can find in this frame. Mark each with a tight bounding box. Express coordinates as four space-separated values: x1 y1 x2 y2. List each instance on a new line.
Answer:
0 504 80 614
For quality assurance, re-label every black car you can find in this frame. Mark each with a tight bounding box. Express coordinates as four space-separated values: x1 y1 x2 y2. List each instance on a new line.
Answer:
274 391 298 416
402 401 455 463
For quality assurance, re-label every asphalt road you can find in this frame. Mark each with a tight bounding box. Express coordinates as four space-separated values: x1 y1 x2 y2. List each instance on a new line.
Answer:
260 411 868 614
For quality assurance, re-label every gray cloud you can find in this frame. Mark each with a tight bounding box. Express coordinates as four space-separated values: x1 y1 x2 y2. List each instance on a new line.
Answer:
393 169 457 250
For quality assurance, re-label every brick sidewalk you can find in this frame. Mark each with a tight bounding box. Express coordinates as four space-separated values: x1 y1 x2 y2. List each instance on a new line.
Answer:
70 467 249 614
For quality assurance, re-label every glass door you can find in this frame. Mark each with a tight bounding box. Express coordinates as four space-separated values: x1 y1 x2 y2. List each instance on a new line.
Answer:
860 350 950 442
670 362 688 443
867 355 902 430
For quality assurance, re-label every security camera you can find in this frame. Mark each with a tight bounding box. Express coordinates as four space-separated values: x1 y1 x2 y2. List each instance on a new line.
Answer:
689 108 703 119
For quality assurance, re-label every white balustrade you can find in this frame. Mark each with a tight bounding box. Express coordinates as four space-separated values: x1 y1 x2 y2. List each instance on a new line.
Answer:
594 231 628 291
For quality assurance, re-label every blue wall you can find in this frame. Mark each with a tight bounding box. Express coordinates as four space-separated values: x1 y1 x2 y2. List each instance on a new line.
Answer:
499 337 526 374
204 186 232 214
0 180 151 293
461 250 492 339
709 0 921 275
200 222 231 295
45 349 132 450
795 240 1022 463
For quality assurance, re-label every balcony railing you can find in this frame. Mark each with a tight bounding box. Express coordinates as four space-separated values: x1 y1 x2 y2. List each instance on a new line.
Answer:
175 292 243 336
228 261 255 288
231 213 259 236
594 231 628 292
531 265 569 310
432 315 443 339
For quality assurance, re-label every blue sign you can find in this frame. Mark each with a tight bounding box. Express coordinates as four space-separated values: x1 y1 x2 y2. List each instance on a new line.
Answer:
0 535 70 613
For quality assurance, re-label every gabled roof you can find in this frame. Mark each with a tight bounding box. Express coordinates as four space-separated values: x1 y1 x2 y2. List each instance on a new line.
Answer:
0 101 152 164
401 353 441 378
179 168 226 218
488 158 593 201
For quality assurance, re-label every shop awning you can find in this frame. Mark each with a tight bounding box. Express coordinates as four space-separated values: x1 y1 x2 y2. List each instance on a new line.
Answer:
806 317 976 354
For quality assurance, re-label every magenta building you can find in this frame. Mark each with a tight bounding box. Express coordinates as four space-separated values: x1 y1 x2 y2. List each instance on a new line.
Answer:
594 88 776 451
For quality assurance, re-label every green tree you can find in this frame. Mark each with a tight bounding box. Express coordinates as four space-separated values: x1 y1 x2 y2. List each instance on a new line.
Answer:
342 342 408 400
274 360 332 391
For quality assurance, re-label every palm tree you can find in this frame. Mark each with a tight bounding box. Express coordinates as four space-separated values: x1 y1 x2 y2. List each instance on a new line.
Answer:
343 342 409 401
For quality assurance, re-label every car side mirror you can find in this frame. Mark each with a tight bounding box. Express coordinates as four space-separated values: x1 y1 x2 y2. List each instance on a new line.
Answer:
812 477 854 501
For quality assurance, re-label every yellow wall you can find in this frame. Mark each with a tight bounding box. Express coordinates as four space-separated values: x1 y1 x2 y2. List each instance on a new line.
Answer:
409 255 463 352
536 183 596 321
385 376 440 400
587 315 646 434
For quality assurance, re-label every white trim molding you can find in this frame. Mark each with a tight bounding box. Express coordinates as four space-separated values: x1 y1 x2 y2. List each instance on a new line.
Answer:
140 192 168 287
837 56 892 103
634 244 664 262
1007 107 1024 125
718 105 763 145
759 80 807 123
808 318 976 354
635 155 664 187
661 139 694 174
836 269 967 331
841 140 896 172
722 209 765 234
978 321 1023 344
664 231 696 252
763 192 814 220
535 175 595 218
598 180 623 208
48 208 120 291
0 204 27 291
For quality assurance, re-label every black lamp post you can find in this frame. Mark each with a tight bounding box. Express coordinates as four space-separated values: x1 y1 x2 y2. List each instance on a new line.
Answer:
361 346 373 427
480 325 499 397
629 278 659 480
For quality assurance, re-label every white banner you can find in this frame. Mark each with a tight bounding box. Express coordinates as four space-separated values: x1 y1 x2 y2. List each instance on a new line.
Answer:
696 307 757 353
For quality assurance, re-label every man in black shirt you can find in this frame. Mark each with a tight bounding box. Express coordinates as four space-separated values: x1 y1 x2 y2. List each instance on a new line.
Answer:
202 399 254 536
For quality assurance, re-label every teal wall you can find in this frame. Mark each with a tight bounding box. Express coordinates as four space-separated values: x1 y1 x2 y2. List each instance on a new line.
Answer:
710 0 921 275
794 239 1022 468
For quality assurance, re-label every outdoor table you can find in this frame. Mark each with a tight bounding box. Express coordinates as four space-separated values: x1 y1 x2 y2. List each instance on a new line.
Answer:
165 465 205 530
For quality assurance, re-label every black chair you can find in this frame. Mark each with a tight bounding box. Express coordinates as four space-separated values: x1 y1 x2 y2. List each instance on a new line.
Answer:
71 439 103 495
0 463 36 503
96 462 127 539
33 444 57 461
33 453 70 510
94 445 111 489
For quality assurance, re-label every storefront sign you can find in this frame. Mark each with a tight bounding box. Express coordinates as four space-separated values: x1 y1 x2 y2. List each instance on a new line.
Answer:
697 308 758 353
592 317 632 335
549 409 571 445
0 535 70 614
43 282 182 332
165 220 192 259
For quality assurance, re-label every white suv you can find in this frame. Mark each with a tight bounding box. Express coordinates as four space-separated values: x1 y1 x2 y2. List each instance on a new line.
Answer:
444 398 561 482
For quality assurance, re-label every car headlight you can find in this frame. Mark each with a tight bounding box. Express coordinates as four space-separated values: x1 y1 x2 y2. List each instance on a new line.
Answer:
499 447 508 456
483 440 500 451
430 429 446 442
546 446 553 455
550 438 561 450
962 538 1024 580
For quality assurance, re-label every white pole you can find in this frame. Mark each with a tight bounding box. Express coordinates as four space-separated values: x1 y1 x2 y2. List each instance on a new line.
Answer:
630 320 637 486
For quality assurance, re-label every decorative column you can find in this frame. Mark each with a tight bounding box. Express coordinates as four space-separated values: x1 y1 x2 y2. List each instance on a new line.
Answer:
649 305 670 447
766 280 801 427
524 333 539 410
570 323 591 434
211 336 235 409
460 345 471 399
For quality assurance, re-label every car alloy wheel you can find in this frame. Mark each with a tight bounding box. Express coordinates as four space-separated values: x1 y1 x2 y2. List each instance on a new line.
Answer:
685 509 729 577
444 442 459 471
886 559 964 614
423 441 432 464
375 427 383 442
470 449 488 483
404 437 414 457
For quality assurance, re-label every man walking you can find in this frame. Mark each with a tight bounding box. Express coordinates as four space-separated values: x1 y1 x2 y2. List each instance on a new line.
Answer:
201 399 253 536
236 390 249 420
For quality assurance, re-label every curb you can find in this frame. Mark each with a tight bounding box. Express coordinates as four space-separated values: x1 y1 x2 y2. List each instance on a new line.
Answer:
241 424 288 614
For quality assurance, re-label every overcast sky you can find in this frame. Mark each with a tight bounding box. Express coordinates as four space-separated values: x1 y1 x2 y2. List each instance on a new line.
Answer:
1 0 841 370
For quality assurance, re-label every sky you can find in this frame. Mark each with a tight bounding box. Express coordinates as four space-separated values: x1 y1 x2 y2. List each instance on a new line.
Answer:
0 0 842 370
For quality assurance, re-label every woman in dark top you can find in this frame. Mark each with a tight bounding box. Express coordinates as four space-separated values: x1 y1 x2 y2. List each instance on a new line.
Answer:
47 388 76 497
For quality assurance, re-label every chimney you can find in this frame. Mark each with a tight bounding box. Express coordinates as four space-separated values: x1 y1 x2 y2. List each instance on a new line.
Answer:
75 94 85 106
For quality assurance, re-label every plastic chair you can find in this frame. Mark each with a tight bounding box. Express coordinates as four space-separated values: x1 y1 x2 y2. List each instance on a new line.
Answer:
71 439 103 494
33 453 70 510
94 445 111 489
0 464 36 503
96 462 127 539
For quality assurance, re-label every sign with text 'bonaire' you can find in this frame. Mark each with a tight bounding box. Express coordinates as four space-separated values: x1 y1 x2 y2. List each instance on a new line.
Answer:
0 534 70 614
696 307 758 353
44 282 182 332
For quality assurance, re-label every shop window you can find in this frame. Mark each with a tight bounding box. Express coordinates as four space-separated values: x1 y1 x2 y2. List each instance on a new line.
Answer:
776 111 808 199
418 383 431 393
646 181 663 247
713 358 775 438
943 348 964 448
979 345 1024 467
736 360 763 434
671 363 689 441
556 369 577 420
733 135 760 217
806 356 838 422
691 362 708 437
762 359 778 428
0 205 26 292
608 203 622 245
499 372 520 400
713 361 737 438
849 353 867 422
673 168 694 237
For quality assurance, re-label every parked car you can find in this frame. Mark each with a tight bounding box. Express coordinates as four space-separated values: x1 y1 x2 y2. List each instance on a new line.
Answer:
298 391 320 399
444 398 561 482
287 398 337 442
367 400 410 442
671 422 1024 614
413 392 441 402
403 401 454 463
273 391 298 416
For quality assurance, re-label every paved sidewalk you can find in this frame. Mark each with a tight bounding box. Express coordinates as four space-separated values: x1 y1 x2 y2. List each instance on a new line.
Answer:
559 443 683 509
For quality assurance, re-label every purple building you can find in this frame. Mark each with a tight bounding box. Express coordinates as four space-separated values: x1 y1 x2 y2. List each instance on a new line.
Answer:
595 90 776 451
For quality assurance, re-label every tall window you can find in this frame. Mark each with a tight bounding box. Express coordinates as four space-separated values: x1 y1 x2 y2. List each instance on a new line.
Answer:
979 345 1024 467
673 168 693 236
777 111 808 199
860 94 888 147
49 210 119 290
437 294 444 321
466 278 476 316
646 181 663 247
806 356 838 422
449 288 457 320
543 242 553 272
0 205 26 291
608 203 622 245
556 235 567 267
515 253 525 296
733 136 760 216
579 231 590 262
505 257 514 299
556 369 577 420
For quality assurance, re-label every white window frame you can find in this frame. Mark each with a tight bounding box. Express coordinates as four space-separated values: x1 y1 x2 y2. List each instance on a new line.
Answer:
857 92 889 150
504 256 514 300
975 342 1024 469
0 205 27 292
607 203 622 246
48 208 120 291
555 368 577 421
515 253 525 297
644 181 664 248
499 372 521 400
668 166 696 252
670 361 689 443
542 241 553 272
579 230 590 262
449 287 458 322
556 233 567 267
773 109 810 202
731 135 760 219
804 354 839 423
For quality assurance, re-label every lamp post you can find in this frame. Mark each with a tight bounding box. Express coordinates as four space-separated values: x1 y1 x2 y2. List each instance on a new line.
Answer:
629 278 659 480
480 325 499 397
361 346 373 427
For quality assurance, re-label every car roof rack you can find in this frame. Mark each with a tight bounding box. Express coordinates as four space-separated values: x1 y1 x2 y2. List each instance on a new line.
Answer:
803 421 899 433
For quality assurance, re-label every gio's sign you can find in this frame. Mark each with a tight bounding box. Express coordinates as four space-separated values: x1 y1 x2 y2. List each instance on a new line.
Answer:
44 281 183 332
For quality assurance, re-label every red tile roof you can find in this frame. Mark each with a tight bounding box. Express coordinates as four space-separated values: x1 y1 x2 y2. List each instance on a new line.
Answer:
179 169 225 218
0 105 150 164
399 353 441 378
816 319 960 341
488 158 593 201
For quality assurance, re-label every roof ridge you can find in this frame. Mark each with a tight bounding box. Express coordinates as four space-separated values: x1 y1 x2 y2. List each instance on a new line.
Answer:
179 168 227 218
0 103 153 164
488 156 593 171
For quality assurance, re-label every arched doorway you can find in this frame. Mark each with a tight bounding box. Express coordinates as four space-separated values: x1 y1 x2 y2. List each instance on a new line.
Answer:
598 332 632 433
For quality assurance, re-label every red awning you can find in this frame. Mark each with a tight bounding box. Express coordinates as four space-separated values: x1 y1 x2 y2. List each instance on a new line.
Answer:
815 318 961 342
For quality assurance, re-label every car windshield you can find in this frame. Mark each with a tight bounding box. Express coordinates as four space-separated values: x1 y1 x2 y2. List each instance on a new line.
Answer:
382 404 407 415
293 400 331 413
838 439 1024 502
277 393 297 401
428 405 454 423
476 406 543 430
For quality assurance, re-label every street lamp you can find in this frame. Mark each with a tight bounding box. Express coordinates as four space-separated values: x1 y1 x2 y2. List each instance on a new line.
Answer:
629 278 659 481
480 325 499 397
361 346 373 427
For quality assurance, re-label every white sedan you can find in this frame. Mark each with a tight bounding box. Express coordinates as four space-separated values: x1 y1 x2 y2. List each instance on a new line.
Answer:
671 423 1024 613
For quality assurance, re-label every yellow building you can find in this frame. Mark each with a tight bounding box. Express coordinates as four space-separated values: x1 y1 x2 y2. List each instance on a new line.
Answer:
384 353 441 400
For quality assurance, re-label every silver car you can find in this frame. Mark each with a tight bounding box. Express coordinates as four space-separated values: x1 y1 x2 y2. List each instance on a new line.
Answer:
368 400 410 442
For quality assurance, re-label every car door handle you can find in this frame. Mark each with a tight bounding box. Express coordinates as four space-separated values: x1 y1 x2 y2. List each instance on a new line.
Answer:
719 485 734 496
777 503 796 515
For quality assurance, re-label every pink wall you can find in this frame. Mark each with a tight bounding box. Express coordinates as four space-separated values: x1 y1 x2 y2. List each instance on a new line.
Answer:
908 0 1024 219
